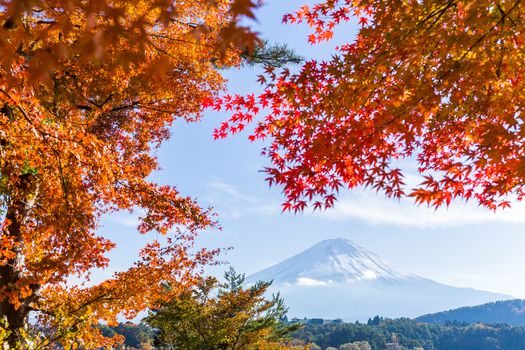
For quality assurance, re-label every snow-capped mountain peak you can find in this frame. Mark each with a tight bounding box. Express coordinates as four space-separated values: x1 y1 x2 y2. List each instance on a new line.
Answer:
247 238 414 285
244 238 511 321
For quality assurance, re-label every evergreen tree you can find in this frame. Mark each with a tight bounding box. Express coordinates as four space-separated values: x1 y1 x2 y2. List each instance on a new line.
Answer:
145 268 300 350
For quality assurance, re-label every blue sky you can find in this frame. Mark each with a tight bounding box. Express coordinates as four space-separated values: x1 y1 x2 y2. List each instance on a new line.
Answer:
99 0 525 299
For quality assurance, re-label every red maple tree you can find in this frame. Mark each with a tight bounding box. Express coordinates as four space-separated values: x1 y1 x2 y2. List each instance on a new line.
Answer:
213 0 525 212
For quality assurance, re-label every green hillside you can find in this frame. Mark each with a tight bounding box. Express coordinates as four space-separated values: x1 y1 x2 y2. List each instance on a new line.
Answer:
416 300 525 326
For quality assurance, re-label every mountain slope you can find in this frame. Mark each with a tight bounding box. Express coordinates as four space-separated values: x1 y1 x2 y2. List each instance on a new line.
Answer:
416 299 525 326
247 238 512 321
247 238 416 285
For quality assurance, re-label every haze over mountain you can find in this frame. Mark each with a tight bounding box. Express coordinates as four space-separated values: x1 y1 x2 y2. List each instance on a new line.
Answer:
416 299 525 326
247 238 512 321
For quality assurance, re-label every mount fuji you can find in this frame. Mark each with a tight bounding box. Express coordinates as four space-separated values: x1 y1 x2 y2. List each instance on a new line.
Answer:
246 238 512 321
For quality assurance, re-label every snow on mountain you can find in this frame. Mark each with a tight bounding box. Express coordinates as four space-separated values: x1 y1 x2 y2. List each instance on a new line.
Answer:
246 238 418 285
246 238 512 321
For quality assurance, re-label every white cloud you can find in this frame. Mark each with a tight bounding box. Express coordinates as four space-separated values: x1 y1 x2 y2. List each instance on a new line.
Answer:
104 209 145 228
205 181 280 219
207 181 257 204
315 190 525 228
296 277 332 286
362 270 377 280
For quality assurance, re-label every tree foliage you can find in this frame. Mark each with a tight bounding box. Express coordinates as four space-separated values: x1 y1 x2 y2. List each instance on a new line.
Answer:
339 341 372 350
99 322 155 349
212 0 525 211
293 318 525 350
145 268 302 350
0 0 263 348
242 41 304 68
416 299 525 326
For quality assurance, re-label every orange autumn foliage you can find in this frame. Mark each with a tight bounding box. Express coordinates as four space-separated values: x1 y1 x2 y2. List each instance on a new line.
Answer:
0 0 259 348
213 0 525 212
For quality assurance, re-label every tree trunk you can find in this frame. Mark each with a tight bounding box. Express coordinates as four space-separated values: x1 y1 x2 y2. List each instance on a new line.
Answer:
0 298 29 348
0 173 36 348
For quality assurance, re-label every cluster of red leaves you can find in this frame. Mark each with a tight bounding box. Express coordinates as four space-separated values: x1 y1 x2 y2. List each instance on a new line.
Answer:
213 0 525 212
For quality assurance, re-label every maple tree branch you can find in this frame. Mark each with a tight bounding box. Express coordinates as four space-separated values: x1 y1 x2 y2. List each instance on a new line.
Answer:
423 1 456 32
346 2 457 119
32 291 118 348
35 315 92 349
352 0 457 68
349 0 523 166
0 89 81 145
51 148 73 220
439 0 522 82
147 32 213 48
109 102 140 113
87 94 115 109
0 89 30 122
70 292 114 315
403 0 457 39
147 41 184 61
169 18 199 29
138 104 182 114
36 20 57 25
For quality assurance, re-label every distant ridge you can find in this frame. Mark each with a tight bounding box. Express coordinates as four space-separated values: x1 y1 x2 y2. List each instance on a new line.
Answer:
416 299 525 326
247 238 513 321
